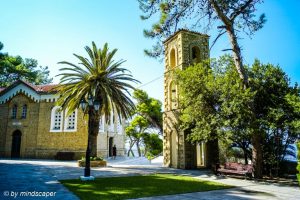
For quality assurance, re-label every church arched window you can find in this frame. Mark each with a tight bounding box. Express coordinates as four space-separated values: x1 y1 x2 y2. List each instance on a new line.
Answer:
191 46 201 63
108 113 115 132
12 104 17 119
169 82 177 110
21 104 27 119
169 48 176 68
99 116 105 132
64 109 77 131
116 116 123 134
50 106 63 132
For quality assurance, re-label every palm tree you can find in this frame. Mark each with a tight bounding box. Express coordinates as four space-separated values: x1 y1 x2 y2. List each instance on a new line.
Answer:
56 42 139 157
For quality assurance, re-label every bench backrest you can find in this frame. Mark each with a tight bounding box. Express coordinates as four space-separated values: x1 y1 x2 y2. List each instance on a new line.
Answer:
224 162 253 172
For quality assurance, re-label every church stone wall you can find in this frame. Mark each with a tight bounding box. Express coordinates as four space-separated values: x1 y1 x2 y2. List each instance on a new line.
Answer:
0 87 126 160
35 101 87 159
0 104 9 157
3 94 40 158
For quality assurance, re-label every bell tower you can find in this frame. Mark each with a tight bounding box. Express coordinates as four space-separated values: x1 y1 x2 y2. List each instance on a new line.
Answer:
163 29 209 169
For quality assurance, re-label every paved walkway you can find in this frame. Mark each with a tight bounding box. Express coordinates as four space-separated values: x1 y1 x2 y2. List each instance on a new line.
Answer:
0 157 299 200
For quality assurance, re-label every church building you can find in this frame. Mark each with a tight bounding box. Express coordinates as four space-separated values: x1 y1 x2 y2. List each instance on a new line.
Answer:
163 29 213 169
0 80 125 159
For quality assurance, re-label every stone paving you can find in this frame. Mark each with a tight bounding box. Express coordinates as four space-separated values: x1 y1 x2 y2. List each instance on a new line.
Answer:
0 157 299 200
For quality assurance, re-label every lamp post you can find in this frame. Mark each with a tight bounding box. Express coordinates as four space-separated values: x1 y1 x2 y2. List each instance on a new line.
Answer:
80 97 100 181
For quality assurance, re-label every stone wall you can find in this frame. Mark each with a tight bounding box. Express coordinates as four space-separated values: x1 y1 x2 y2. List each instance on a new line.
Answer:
0 104 9 156
36 100 87 158
163 30 209 169
0 92 126 159
3 94 40 158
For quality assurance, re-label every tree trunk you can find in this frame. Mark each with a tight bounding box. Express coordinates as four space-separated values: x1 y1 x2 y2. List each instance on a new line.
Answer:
127 140 135 157
210 0 262 178
88 109 100 157
226 27 248 87
209 0 248 86
243 148 248 165
136 140 141 157
252 132 263 178
206 139 219 171
90 134 97 157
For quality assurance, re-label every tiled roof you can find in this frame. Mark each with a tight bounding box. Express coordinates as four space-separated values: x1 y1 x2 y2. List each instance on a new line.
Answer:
0 80 58 96
33 84 59 93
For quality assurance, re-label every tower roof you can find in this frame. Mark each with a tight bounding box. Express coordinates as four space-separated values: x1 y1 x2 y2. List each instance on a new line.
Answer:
163 29 209 45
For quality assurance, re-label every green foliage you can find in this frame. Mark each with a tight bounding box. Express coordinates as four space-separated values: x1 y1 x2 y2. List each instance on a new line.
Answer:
80 157 104 161
138 0 266 58
56 42 139 119
61 174 232 200
175 56 254 144
298 142 300 163
133 89 163 133
143 133 163 158
297 142 300 185
248 61 300 174
126 89 163 157
0 42 52 87
175 55 300 175
56 42 139 156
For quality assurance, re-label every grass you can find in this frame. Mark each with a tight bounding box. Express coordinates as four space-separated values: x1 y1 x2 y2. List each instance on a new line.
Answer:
61 174 232 200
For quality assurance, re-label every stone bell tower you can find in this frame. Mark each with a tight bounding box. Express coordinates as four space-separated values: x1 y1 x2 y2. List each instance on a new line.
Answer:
163 29 209 169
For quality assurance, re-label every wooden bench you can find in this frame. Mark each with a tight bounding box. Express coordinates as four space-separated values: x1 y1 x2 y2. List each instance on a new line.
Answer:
55 152 75 160
217 162 253 179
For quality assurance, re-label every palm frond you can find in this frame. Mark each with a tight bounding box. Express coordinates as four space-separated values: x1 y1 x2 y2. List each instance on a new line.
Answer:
56 42 139 121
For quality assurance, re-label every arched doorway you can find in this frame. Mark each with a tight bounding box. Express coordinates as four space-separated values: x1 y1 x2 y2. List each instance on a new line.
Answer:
108 137 113 157
11 130 22 158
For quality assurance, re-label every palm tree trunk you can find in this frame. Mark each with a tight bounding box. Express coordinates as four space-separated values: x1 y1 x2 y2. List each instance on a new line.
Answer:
88 109 100 157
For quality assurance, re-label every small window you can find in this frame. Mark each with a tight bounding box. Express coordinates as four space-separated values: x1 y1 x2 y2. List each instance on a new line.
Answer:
22 105 27 119
64 109 77 131
170 48 176 68
191 46 201 63
170 82 177 109
53 110 62 130
12 105 17 119
50 106 63 132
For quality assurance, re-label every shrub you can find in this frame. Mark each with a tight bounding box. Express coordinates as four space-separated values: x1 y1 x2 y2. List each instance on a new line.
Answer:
278 160 297 175
80 156 104 161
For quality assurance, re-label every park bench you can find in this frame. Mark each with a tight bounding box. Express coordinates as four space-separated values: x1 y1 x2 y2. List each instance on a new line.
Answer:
55 151 75 160
217 162 253 179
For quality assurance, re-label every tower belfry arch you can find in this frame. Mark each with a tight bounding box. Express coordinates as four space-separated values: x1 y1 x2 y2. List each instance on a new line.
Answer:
163 29 209 169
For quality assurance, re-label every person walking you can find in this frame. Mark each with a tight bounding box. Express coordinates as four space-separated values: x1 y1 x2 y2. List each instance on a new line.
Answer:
112 145 117 160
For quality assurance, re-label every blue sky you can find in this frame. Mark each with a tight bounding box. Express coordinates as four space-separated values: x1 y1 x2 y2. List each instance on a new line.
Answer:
1 0 299 103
